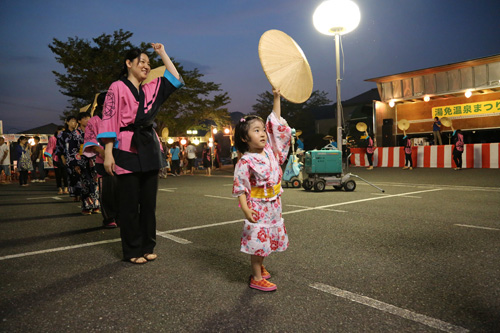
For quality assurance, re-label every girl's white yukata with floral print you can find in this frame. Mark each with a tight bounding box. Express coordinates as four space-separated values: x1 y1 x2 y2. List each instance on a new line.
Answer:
232 112 291 257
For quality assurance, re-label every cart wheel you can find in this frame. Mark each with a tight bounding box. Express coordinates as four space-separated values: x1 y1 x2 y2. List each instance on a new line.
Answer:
344 180 356 192
314 180 326 192
303 180 313 191
333 185 343 191
292 179 301 188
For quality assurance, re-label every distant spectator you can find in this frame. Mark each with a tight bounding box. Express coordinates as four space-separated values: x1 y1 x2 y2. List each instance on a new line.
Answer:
230 144 238 169
170 142 181 176
202 143 211 176
365 131 374 170
402 134 413 170
31 136 45 182
452 129 464 170
0 136 11 183
45 126 69 194
433 117 443 145
213 140 221 169
16 136 32 186
186 140 196 175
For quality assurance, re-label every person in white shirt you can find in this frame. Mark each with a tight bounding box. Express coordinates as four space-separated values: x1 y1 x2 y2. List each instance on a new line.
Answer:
186 141 197 175
0 136 11 183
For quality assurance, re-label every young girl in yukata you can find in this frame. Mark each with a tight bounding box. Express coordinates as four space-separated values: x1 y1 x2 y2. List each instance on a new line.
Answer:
232 88 291 292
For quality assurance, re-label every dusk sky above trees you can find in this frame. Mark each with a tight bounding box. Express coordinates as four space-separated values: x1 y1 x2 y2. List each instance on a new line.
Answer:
1 0 499 132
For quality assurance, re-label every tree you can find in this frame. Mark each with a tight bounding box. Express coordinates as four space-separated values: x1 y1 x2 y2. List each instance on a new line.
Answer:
154 64 231 136
252 90 331 149
49 29 135 119
49 29 231 132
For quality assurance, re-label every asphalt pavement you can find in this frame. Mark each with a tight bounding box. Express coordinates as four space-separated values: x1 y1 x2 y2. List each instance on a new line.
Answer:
1 166 499 332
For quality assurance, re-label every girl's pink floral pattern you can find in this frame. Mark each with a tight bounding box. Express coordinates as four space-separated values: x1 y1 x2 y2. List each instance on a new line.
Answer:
233 112 291 257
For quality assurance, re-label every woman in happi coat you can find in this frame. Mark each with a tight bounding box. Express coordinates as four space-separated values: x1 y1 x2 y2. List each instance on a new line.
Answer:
98 43 183 264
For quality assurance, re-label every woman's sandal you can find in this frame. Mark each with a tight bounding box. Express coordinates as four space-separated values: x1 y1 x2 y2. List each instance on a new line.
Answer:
130 257 147 264
143 253 157 261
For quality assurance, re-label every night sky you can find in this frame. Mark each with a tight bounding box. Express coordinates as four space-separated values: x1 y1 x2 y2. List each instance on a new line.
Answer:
1 0 499 133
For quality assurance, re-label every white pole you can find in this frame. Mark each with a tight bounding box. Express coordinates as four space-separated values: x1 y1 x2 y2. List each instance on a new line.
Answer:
335 33 342 154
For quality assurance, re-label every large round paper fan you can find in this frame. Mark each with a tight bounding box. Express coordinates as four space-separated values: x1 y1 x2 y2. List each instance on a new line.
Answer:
258 30 313 104
397 119 410 131
356 122 367 132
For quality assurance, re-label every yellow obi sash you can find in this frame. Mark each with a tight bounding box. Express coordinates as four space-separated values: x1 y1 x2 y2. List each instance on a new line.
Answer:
251 182 281 199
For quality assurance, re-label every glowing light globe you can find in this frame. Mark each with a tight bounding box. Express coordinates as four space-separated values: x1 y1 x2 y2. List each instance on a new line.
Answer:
313 0 361 36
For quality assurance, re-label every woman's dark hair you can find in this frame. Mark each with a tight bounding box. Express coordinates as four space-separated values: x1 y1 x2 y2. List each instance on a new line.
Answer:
92 91 107 118
77 112 90 121
120 48 144 78
233 115 264 154
17 135 26 144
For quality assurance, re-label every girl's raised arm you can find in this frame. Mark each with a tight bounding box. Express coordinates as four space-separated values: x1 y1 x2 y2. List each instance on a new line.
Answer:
272 88 281 118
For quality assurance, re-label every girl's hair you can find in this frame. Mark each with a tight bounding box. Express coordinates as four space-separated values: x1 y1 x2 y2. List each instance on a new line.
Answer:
119 48 144 78
233 115 264 154
77 111 90 121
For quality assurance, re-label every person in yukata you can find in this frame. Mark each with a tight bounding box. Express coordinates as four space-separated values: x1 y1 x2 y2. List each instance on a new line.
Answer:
83 92 118 228
98 43 183 264
57 115 83 203
77 111 100 215
232 88 291 292
45 126 69 194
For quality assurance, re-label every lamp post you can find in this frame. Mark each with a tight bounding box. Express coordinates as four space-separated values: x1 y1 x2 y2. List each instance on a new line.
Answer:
211 125 217 170
313 0 360 155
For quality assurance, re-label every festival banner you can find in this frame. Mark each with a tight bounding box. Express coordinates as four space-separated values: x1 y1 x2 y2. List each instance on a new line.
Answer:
432 100 500 118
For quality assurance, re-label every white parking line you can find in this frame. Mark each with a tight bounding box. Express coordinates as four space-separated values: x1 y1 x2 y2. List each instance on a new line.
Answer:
156 232 192 244
204 195 236 200
359 181 500 192
0 238 121 261
26 196 63 200
159 188 178 192
372 193 422 198
454 224 500 231
310 283 469 333
286 204 346 213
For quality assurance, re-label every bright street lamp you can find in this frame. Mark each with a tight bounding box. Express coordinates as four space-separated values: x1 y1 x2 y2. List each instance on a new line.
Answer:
313 0 360 155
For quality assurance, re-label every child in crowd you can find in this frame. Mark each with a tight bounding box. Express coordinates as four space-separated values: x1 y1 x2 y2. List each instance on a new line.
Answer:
232 88 291 292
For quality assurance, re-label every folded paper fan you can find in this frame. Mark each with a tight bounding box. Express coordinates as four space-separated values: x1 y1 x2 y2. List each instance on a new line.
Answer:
258 30 313 104
356 122 367 132
397 119 410 131
144 66 166 85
